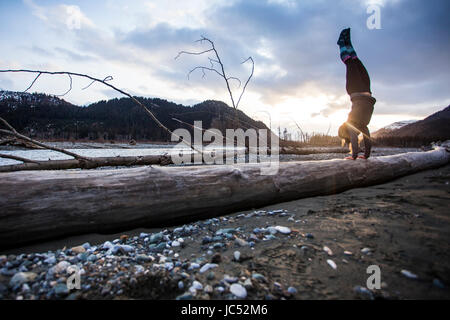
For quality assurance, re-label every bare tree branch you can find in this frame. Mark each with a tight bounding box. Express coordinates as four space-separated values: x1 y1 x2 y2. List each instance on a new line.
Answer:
82 75 113 90
23 73 42 93
188 66 223 80
0 117 17 133
0 153 40 164
175 36 254 111
175 48 214 60
0 126 90 161
235 57 254 109
56 74 73 97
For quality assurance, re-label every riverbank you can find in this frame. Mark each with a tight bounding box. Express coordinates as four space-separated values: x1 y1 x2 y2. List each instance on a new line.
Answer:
1 164 448 300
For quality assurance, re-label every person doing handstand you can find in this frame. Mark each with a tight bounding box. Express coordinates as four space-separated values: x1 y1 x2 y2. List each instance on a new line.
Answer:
337 28 376 160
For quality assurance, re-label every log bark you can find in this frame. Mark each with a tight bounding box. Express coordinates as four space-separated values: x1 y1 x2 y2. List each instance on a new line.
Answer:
0 147 449 249
280 146 348 155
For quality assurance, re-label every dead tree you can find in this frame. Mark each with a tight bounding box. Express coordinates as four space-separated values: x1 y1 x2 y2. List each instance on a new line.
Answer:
175 36 254 128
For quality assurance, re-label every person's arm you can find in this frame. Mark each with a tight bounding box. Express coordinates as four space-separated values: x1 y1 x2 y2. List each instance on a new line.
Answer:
360 126 371 158
349 127 359 159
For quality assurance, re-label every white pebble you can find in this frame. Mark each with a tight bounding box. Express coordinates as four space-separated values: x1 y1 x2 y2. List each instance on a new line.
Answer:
230 283 247 298
234 251 241 261
199 263 218 273
401 269 418 279
323 246 333 256
274 226 291 234
327 259 337 270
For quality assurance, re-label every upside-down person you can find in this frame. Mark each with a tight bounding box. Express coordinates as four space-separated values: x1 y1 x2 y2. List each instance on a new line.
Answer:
337 28 376 160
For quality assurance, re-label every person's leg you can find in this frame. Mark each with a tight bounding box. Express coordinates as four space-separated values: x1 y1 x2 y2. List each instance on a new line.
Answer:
337 28 372 95
345 58 371 95
337 28 356 63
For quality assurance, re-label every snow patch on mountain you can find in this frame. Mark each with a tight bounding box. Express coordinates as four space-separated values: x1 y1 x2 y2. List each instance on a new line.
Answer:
382 120 418 131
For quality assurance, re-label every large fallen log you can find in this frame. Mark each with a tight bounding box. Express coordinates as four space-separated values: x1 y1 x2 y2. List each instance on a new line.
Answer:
0 146 449 248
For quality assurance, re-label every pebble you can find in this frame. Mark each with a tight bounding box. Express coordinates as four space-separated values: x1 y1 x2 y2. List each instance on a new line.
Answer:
199 263 218 273
353 286 374 300
189 281 203 293
327 259 337 270
9 272 38 287
188 263 200 270
224 275 239 283
433 278 445 289
103 241 114 250
50 261 70 274
149 233 163 244
81 242 91 250
21 283 30 293
323 246 333 256
230 283 247 298
343 251 353 256
204 285 213 294
171 240 181 247
305 233 314 239
207 272 215 280
233 251 241 262
119 245 135 253
178 281 184 290
176 293 194 300
252 273 267 282
54 283 69 297
71 246 86 254
216 228 236 235
234 238 249 247
401 269 418 279
273 226 291 234
361 248 371 254
44 256 56 265
287 287 297 294
211 253 222 263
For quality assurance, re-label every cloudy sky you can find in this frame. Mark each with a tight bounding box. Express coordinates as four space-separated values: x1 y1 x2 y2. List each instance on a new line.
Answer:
0 0 449 135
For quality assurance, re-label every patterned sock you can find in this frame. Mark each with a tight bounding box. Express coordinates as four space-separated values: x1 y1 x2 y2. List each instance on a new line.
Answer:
337 28 357 62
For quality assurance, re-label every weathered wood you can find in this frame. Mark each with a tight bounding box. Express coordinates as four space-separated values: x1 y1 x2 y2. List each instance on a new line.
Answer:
0 147 449 248
0 154 172 172
280 146 348 155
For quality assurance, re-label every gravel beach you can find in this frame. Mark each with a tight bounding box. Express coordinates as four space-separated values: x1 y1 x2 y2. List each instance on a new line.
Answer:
1 162 449 300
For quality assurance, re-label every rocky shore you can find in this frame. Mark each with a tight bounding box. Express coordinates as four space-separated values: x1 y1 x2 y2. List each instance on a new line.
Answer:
1 165 449 300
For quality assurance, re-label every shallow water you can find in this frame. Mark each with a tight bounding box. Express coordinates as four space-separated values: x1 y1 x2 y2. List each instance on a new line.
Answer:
0 145 246 166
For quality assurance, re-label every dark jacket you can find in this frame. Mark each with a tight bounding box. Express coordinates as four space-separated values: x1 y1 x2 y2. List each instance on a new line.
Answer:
347 95 376 129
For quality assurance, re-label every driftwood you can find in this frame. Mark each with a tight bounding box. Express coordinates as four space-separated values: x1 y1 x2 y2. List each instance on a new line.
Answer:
0 155 172 172
0 147 449 248
280 146 348 155
0 151 244 172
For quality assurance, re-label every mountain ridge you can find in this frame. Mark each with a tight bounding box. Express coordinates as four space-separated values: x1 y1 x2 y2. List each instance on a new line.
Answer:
0 90 268 142
373 105 450 146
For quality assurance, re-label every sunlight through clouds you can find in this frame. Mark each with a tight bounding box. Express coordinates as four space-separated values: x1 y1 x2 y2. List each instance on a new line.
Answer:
0 0 448 136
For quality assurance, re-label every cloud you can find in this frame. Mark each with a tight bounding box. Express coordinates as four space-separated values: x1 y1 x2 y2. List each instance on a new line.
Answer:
14 0 450 132
54 47 97 62
23 0 95 32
